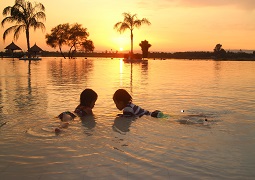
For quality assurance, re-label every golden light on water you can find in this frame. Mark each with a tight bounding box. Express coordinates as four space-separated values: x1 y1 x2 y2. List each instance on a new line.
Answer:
119 59 123 86
1 57 255 179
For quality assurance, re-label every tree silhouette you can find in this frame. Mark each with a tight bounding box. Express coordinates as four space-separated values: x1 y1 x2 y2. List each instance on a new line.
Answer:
139 40 151 59
67 23 89 58
214 44 223 53
46 23 92 58
81 40 95 53
214 44 226 58
46 23 70 59
114 12 151 58
2 0 46 54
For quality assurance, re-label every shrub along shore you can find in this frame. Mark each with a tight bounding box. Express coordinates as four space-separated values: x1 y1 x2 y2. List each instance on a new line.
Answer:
1 50 255 60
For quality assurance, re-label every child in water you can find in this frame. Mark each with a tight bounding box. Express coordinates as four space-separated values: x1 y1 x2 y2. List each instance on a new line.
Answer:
74 88 98 117
55 88 98 133
55 111 76 133
113 89 163 118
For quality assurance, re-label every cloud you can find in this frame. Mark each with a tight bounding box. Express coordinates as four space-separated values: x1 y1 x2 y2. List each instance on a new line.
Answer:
137 0 255 10
175 0 255 10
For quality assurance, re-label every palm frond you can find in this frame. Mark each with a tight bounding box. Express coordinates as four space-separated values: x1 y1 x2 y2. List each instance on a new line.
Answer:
2 25 18 40
27 1 32 12
34 2 45 12
113 22 122 29
32 22 45 31
33 11 46 20
9 7 26 24
123 13 131 22
13 1 25 13
114 22 130 33
1 17 16 27
2 6 12 16
11 11 26 24
122 12 131 18
119 23 130 33
133 20 142 28
131 14 137 21
15 0 23 5
141 18 151 25
13 25 25 40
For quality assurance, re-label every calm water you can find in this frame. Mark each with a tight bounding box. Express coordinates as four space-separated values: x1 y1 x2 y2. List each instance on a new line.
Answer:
0 57 255 179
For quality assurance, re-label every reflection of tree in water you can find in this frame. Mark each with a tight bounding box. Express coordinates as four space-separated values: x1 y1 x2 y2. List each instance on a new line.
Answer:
48 59 94 86
18 61 46 112
123 61 148 93
0 82 3 120
214 61 221 71
130 63 133 93
7 60 48 114
15 62 33 111
213 61 221 86
141 62 149 87
27 61 31 94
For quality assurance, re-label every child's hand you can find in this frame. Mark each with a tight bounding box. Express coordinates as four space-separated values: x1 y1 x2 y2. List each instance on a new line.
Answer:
55 127 61 133
151 110 162 117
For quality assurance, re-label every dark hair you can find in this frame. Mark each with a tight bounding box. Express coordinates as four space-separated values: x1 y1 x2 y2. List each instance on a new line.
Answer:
113 89 132 104
80 89 98 106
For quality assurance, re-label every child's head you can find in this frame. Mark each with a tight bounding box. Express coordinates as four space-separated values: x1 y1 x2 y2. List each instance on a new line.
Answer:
58 111 76 121
113 89 132 110
80 89 98 109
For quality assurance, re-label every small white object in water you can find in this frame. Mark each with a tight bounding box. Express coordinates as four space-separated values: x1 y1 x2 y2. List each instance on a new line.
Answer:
181 110 184 112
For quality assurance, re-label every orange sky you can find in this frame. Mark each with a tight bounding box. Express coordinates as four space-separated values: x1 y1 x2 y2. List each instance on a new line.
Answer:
1 0 255 53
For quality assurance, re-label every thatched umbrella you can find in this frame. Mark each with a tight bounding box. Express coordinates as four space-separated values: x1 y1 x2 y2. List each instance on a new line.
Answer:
4 42 22 57
29 43 43 57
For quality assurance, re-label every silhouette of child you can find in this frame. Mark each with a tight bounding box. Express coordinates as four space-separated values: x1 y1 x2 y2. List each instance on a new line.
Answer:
113 89 162 118
74 88 98 117
54 111 76 133
55 88 98 133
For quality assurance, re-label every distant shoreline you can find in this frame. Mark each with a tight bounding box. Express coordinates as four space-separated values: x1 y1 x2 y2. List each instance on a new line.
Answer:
1 51 255 61
2 56 255 61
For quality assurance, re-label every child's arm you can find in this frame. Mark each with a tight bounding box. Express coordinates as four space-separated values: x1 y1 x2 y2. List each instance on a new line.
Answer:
60 122 69 128
123 107 135 117
80 106 93 115
54 122 70 133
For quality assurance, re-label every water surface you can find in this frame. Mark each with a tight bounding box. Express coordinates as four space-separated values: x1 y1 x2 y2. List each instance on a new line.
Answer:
0 58 255 179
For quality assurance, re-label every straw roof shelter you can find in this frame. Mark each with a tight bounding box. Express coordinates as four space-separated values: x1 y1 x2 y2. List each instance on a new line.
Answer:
5 42 22 51
29 43 43 57
4 42 22 57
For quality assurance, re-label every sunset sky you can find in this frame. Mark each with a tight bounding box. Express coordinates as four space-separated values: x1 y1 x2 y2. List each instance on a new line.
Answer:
0 0 255 53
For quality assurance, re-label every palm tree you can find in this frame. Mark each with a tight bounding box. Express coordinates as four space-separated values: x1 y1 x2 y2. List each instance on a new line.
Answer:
1 0 46 54
114 12 151 58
